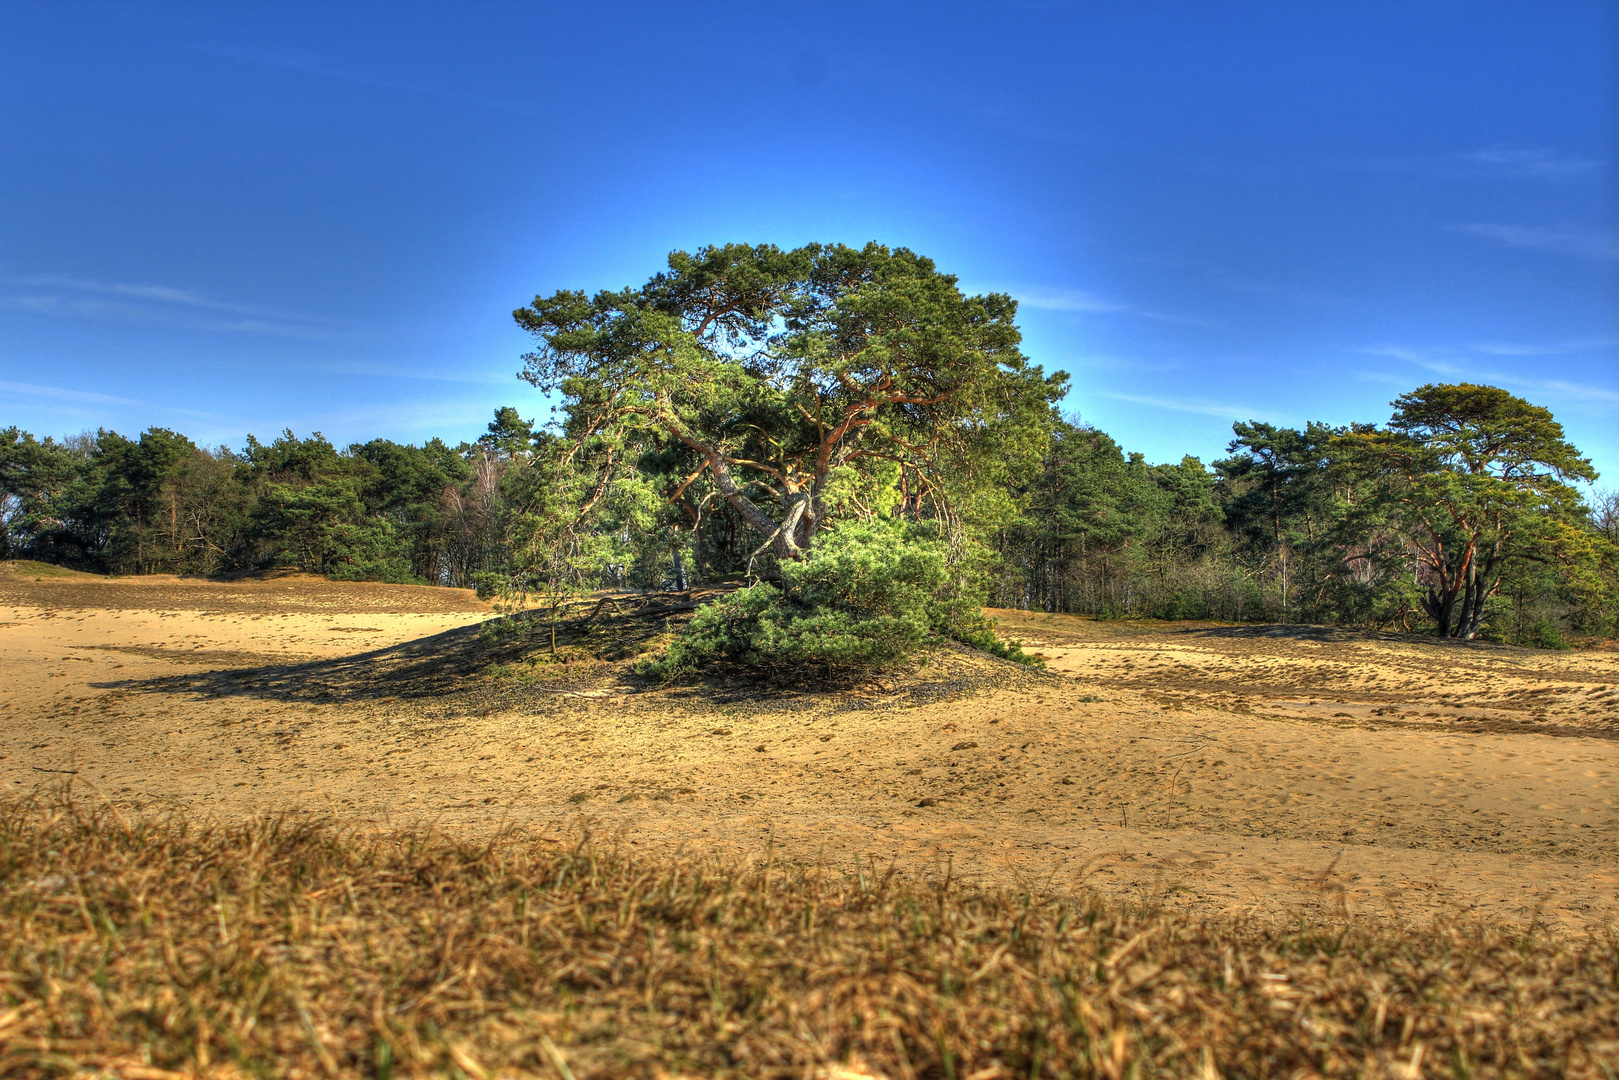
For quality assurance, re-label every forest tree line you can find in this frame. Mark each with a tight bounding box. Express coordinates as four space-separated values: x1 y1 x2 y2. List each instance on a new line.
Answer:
4 399 1613 647
0 417 526 589
4 243 1615 649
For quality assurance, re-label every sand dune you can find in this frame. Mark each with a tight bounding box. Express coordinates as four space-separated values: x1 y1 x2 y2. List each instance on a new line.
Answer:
3 563 1615 931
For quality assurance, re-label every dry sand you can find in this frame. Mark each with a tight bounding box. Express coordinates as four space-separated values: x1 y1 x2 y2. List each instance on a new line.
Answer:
3 561 1616 932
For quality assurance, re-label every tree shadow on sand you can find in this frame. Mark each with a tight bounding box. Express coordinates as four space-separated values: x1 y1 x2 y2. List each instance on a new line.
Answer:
88 596 699 710
1170 623 1525 651
90 593 1052 715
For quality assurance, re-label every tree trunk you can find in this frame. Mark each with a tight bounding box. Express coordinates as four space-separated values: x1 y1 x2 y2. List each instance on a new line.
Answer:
1421 582 1456 638
1455 567 1498 640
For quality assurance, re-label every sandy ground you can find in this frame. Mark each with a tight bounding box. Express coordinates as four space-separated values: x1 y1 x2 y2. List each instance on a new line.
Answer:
3 562 1617 933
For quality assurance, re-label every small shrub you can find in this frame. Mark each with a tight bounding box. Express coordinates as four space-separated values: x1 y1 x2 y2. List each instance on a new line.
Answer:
1526 616 1571 650
327 557 423 585
1153 588 1210 621
646 521 1035 681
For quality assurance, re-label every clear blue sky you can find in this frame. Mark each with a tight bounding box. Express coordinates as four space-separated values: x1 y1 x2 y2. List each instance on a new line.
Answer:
3 1 1615 480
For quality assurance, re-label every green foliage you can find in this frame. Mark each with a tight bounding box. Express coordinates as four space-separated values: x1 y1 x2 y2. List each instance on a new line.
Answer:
6 226 1615 665
1 427 91 563
1339 384 1599 639
515 242 1064 566
993 386 1614 641
1525 616 1571 651
0 409 544 586
1216 420 1367 623
351 436 473 582
998 422 1260 622
1152 589 1211 621
252 479 390 574
327 557 423 585
1 425 255 574
646 521 1033 681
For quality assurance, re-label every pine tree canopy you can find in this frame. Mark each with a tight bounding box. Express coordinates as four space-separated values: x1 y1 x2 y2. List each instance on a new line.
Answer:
513 242 1066 562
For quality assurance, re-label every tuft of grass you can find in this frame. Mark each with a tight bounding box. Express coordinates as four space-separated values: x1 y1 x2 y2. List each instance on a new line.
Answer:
1 788 1615 1078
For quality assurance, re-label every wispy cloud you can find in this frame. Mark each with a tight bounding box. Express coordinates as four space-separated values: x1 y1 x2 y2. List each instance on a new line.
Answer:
1319 145 1605 183
297 359 512 385
3 275 350 338
1468 336 1618 357
30 276 269 316
1098 391 1265 420
185 43 533 114
1011 288 1128 313
1451 223 1618 261
1357 344 1619 405
1357 346 1477 377
1001 285 1209 327
294 399 511 440
1529 379 1619 405
0 379 145 407
1459 145 1603 180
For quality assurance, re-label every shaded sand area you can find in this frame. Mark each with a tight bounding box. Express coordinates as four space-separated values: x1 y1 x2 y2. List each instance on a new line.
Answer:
3 561 1616 931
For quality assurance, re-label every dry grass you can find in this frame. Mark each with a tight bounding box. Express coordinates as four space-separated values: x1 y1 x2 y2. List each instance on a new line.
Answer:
2 789 1616 1079
0 560 103 581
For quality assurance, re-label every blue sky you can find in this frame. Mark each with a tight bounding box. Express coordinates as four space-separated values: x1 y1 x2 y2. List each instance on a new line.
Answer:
2 1 1615 481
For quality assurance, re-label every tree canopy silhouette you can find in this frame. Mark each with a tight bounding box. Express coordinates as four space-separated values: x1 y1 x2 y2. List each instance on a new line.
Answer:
514 242 1065 563
1340 384 1598 639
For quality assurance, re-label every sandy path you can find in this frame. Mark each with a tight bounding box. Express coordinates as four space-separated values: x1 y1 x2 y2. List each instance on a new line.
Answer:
3 567 1616 932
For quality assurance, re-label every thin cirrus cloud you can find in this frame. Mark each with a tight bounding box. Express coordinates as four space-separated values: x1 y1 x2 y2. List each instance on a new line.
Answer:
1468 336 1618 357
1531 379 1619 405
1009 287 1129 313
1357 345 1619 406
180 42 535 114
303 359 512 385
1007 286 1208 327
1451 223 1618 261
1355 346 1473 376
1364 337 1617 363
1098 391 1267 421
1458 146 1604 181
0 380 235 433
1326 145 1605 182
0 379 145 407
4 275 351 338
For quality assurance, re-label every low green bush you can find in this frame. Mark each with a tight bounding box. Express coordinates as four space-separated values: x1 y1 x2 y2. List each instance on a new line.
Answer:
1526 616 1571 650
645 521 1035 681
327 557 424 585
1152 588 1211 620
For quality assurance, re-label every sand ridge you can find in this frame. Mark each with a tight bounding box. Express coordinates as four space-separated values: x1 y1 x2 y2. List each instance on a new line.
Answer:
2 564 1615 932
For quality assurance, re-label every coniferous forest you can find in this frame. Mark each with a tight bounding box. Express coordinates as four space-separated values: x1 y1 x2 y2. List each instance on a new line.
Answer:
4 244 1615 651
